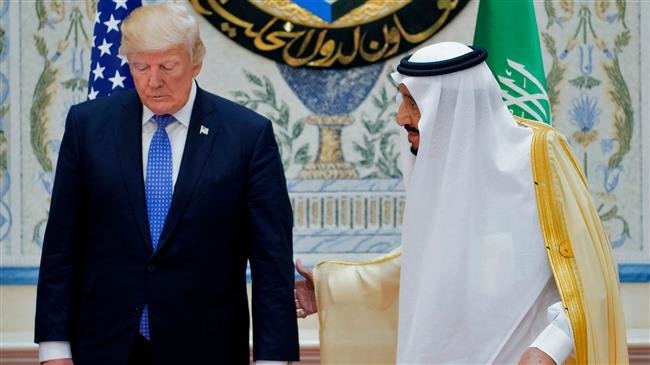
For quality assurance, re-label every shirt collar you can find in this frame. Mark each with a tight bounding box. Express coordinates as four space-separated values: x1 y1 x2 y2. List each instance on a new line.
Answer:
142 81 197 128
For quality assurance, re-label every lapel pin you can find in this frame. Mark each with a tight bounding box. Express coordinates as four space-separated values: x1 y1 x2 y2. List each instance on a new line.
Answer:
200 125 209 135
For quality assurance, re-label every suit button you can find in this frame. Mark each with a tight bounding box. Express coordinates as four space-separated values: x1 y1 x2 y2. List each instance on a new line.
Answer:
147 263 157 272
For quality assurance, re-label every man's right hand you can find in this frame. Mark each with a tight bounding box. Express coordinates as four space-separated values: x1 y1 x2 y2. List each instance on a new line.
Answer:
295 259 317 318
43 359 73 365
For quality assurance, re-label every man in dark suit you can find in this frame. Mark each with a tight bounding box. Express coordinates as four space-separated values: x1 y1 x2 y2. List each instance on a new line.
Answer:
34 4 299 365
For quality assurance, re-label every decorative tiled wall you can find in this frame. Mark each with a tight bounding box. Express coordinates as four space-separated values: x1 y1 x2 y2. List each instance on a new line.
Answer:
0 0 647 283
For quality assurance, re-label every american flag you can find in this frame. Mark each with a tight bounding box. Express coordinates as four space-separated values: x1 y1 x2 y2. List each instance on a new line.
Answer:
87 0 142 100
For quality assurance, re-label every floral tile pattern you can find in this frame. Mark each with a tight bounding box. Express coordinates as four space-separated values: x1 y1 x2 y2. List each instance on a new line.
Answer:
0 1 646 283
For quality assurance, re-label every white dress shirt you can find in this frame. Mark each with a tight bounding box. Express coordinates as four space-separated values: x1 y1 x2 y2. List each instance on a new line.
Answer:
140 81 195 188
39 82 287 365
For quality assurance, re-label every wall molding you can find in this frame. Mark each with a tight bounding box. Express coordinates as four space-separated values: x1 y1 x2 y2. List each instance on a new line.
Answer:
4 264 650 285
0 343 646 365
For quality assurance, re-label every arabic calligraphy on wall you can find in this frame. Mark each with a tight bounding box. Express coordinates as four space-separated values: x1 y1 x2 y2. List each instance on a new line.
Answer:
189 0 470 68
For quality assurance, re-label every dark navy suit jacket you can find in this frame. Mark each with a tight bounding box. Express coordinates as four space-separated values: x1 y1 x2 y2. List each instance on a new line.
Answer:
34 86 299 364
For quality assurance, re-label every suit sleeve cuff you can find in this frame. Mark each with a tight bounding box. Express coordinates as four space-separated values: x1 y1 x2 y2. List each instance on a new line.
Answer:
39 341 72 362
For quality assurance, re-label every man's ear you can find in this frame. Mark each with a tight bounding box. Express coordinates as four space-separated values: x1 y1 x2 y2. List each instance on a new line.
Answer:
192 61 203 77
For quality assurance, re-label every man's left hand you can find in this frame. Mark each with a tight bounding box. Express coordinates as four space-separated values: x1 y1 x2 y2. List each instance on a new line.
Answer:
294 259 317 318
518 347 556 365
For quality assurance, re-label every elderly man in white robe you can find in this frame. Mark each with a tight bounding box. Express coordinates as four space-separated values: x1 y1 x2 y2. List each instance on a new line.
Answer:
294 42 628 365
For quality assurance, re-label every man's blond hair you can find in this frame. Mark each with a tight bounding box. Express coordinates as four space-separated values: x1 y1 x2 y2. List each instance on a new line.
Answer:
120 4 205 65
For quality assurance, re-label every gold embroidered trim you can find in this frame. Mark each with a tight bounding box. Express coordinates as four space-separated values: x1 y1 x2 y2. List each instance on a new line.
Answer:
518 116 588 363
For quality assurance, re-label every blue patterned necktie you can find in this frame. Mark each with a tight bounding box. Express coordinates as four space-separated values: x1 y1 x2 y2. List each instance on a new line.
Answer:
140 114 175 340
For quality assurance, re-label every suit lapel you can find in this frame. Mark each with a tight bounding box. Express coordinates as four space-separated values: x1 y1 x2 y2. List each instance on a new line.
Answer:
115 91 153 254
155 87 221 254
